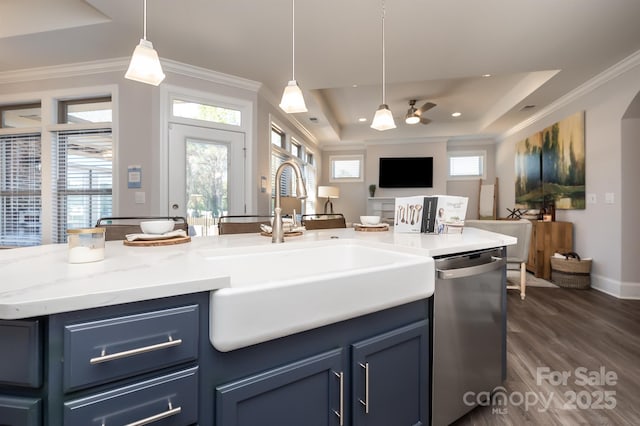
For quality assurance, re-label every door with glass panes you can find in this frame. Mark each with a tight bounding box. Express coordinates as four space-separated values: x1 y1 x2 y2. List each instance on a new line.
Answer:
168 124 245 236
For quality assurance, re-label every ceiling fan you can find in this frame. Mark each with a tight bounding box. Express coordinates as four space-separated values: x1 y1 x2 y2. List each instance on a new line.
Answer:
405 99 436 125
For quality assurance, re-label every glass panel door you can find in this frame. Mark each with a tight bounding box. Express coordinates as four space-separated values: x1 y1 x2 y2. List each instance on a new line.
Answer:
168 124 245 236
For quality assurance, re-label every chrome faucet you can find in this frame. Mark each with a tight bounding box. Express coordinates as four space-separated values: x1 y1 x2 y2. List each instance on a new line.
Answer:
273 160 307 243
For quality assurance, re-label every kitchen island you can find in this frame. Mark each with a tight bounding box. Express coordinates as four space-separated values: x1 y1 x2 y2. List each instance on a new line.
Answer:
0 227 515 425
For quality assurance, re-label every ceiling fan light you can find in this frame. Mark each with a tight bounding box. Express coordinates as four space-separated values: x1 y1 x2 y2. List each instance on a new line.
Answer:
405 107 420 124
125 39 166 86
405 115 420 124
279 80 308 113
371 104 396 131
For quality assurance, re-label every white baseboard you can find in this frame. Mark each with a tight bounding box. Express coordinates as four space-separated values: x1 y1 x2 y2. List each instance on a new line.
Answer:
591 274 640 299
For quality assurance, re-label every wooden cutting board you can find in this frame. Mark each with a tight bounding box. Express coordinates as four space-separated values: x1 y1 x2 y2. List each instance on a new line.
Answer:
123 236 191 246
354 224 389 232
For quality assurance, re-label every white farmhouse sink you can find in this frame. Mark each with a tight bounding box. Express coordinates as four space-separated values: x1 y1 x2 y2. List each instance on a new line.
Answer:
203 239 434 352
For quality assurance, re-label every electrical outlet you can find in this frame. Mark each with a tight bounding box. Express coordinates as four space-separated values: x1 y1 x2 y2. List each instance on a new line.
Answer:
587 193 597 204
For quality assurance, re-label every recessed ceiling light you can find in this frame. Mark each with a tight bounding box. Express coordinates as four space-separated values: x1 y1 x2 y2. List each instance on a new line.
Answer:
451 112 462 117
352 84 358 88
358 117 367 122
482 74 492 78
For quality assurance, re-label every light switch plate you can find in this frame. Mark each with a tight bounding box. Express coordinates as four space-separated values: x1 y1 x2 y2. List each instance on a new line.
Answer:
587 193 596 204
135 191 146 204
605 192 615 204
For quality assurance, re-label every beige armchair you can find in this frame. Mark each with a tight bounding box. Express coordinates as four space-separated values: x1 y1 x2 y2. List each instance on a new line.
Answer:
465 219 532 300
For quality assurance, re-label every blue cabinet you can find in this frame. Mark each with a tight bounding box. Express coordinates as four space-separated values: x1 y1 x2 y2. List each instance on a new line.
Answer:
215 320 429 426
217 349 344 426
351 320 429 426
0 292 431 426
64 367 198 425
0 320 42 388
0 396 41 426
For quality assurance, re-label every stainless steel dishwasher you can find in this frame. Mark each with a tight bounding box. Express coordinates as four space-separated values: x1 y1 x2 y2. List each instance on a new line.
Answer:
431 247 506 426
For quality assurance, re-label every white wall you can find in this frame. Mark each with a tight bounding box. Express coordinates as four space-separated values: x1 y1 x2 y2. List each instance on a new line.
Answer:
321 140 448 224
446 139 497 220
319 148 367 223
621 112 640 290
496 61 640 298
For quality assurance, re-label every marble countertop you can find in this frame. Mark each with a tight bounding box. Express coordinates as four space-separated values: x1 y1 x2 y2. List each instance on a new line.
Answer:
0 227 515 320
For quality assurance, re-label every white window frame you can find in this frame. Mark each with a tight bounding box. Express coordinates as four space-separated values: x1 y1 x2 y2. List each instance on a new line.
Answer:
329 154 364 183
160 85 255 214
269 116 318 213
0 86 117 245
447 150 486 180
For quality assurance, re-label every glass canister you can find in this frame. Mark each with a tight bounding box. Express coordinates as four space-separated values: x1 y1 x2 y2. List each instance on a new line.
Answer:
67 228 106 263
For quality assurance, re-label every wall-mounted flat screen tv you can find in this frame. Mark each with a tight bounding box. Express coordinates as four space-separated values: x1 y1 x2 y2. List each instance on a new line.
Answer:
379 157 433 188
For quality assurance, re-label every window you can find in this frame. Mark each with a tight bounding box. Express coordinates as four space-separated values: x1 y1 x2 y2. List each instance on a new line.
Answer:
59 97 112 124
329 155 364 182
0 94 113 246
448 151 486 180
271 125 285 148
291 139 302 159
1 103 41 128
270 122 317 213
53 129 113 242
172 99 241 126
0 133 42 246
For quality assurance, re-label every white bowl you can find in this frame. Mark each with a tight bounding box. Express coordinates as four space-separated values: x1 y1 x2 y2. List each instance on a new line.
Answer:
140 220 175 234
360 215 381 225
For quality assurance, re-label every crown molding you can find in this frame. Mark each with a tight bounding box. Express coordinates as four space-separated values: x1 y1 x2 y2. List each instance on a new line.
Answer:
0 57 262 93
502 49 640 140
0 58 127 85
162 59 261 92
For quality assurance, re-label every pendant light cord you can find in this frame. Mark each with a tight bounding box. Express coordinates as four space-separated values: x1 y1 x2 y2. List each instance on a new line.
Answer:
292 0 296 80
381 0 387 105
143 0 148 40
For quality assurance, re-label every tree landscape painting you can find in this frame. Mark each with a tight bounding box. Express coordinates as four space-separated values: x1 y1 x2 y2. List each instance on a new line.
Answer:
515 111 585 209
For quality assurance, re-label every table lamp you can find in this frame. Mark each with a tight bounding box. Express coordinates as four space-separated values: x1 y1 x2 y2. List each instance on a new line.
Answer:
317 186 339 214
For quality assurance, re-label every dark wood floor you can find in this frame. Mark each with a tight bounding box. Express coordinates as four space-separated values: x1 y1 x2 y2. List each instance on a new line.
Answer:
452 287 640 426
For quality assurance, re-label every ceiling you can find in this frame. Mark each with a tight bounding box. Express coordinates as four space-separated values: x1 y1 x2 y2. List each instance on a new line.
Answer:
2 0 640 147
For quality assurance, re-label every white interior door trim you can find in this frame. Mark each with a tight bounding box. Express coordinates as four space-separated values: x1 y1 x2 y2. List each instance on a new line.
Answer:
159 84 255 215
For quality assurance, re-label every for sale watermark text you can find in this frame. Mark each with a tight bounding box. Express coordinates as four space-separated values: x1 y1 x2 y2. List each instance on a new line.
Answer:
463 366 618 415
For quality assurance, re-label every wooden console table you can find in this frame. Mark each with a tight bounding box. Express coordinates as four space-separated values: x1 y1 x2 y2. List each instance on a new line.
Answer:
526 220 573 280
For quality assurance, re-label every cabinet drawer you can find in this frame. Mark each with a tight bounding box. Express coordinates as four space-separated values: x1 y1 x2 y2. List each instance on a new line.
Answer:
63 304 199 392
64 367 198 426
0 320 42 387
0 396 41 426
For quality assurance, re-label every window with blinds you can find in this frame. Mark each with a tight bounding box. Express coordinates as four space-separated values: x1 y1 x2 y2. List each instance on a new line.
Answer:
0 133 42 247
271 153 293 198
53 129 112 242
270 123 317 213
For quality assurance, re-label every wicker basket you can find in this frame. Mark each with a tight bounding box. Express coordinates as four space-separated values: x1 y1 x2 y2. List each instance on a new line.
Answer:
550 253 592 289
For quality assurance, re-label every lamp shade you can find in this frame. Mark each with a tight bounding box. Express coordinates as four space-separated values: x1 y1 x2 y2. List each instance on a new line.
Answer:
279 80 308 113
371 104 396 131
125 39 166 86
317 186 339 198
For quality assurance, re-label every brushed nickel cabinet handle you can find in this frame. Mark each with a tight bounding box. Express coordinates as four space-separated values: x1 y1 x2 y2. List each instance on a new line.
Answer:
90 336 182 364
358 362 370 414
333 371 344 426
124 402 181 426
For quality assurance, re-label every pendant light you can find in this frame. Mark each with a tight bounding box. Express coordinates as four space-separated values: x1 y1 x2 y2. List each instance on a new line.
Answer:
371 0 396 131
125 0 165 86
279 0 308 113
